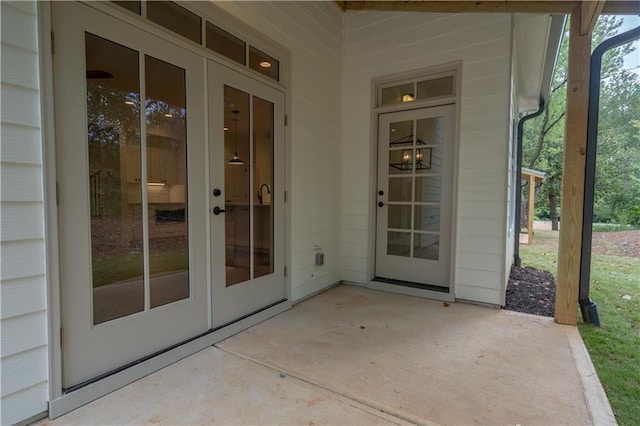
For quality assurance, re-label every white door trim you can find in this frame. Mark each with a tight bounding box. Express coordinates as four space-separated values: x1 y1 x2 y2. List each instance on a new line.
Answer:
367 64 462 300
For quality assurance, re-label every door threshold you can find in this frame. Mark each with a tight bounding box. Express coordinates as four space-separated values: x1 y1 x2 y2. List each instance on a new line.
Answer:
50 299 291 419
372 277 449 293
368 279 454 303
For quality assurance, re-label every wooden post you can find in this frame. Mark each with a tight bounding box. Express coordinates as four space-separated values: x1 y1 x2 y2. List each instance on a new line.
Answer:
555 7 592 325
528 174 536 244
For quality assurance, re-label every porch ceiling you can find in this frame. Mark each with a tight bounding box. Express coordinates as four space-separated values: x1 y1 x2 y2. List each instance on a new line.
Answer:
43 285 613 425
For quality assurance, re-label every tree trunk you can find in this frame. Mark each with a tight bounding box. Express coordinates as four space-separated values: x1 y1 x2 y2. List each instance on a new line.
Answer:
549 193 559 231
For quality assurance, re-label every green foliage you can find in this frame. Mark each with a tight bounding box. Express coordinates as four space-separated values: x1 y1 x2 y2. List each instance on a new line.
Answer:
525 16 640 226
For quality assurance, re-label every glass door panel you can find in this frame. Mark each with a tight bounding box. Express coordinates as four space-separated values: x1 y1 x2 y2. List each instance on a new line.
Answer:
224 86 251 286
253 96 275 279
145 56 190 308
86 33 144 325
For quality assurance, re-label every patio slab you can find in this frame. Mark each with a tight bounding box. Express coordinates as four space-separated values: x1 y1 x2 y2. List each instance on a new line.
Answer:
41 284 613 425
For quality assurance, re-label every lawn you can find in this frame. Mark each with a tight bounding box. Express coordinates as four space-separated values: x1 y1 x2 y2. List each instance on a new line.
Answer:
519 227 640 425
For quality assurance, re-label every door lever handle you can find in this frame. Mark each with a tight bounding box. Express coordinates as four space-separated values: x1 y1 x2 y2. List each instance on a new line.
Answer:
213 206 226 215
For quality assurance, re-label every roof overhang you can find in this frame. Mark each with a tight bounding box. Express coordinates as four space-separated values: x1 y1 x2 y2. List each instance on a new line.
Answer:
514 14 566 113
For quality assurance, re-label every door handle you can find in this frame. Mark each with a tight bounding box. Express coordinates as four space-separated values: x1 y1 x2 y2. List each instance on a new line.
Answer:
378 202 384 208
213 206 226 215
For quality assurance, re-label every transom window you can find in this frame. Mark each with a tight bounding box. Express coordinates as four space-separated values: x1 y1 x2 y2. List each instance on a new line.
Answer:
112 1 281 82
378 72 455 107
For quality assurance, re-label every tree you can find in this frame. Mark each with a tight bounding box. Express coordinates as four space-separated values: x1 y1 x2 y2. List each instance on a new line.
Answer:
523 16 640 229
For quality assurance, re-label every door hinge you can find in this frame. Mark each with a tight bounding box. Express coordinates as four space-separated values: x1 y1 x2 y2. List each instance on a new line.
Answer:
284 191 288 203
56 181 60 205
60 328 64 351
284 266 287 277
284 115 288 127
51 32 55 55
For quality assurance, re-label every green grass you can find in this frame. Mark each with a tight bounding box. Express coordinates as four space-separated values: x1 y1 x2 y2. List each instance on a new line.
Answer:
520 229 640 425
591 223 640 232
92 250 189 288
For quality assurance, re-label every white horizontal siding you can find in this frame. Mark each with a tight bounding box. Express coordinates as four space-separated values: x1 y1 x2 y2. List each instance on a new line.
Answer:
343 11 512 304
1 1 49 424
214 1 344 301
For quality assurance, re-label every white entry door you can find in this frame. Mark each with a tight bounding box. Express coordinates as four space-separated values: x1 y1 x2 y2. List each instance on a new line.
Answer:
375 105 455 288
54 2 208 388
208 62 286 328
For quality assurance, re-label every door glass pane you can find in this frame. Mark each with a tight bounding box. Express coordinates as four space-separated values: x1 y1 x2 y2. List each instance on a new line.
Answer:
416 76 454 100
387 232 411 257
414 205 440 232
389 120 412 147
416 117 443 146
388 177 412 202
85 33 144 325
249 46 279 81
414 233 439 260
253 96 274 278
206 22 246 66
380 83 414 106
388 205 411 230
414 176 442 203
146 56 190 308
224 86 251 286
147 1 201 44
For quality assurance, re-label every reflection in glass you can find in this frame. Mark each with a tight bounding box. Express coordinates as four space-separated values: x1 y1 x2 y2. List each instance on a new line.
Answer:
253 97 275 279
388 205 412 230
414 206 440 232
147 1 201 44
388 177 412 202
224 86 251 286
414 233 439 260
381 83 414 106
206 22 245 65
417 76 454 100
249 46 279 81
389 120 412 147
145 56 190 308
85 33 144 325
415 176 442 203
387 232 411 257
416 117 443 146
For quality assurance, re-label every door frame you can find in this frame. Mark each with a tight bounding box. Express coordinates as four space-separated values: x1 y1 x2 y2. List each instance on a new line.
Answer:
367 63 462 302
39 0 292 418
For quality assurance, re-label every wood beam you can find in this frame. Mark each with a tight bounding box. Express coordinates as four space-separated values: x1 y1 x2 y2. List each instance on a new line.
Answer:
528 174 536 245
555 7 590 326
342 1 639 15
581 1 605 36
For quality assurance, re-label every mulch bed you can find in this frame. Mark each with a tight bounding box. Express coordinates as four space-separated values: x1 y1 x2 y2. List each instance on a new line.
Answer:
505 265 556 317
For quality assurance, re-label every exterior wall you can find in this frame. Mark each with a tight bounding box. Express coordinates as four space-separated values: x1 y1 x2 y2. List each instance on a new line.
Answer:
1 1 49 424
343 11 513 304
214 2 344 301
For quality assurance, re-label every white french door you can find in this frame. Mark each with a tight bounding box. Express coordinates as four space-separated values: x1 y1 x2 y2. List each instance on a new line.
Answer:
375 105 455 288
54 2 208 388
208 62 286 328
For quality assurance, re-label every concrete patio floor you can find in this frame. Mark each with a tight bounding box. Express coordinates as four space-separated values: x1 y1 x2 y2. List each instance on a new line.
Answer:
41 285 614 425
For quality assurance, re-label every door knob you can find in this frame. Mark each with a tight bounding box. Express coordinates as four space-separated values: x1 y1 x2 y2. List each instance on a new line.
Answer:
378 202 384 208
213 206 226 215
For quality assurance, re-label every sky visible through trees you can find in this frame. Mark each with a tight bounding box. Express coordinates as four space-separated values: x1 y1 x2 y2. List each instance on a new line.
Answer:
523 15 640 229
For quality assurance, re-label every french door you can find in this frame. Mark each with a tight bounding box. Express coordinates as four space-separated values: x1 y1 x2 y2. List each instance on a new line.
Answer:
54 2 208 388
375 105 455 288
208 62 286 328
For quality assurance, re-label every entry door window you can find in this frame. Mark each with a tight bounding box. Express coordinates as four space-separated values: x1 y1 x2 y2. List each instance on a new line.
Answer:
86 33 189 324
223 86 275 286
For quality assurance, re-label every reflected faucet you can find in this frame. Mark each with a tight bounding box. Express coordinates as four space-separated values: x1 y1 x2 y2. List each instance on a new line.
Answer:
258 183 271 205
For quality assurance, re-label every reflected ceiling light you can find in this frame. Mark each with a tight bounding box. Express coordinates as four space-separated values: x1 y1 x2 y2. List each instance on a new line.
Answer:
224 126 229 131
259 61 272 68
147 182 166 186
164 113 172 118
401 94 415 103
228 109 244 165
124 100 134 105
